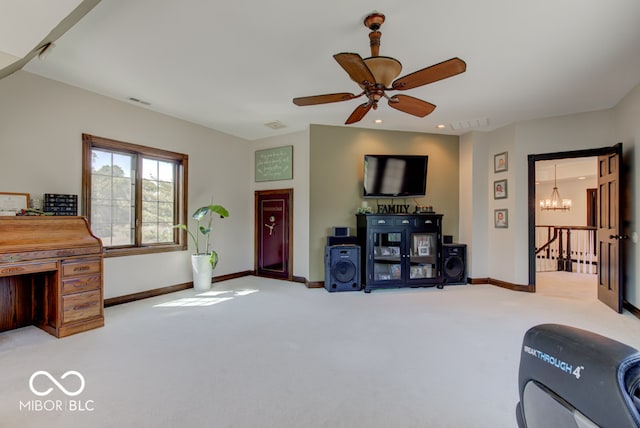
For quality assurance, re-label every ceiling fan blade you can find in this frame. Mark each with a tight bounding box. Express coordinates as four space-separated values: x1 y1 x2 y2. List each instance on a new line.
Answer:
334 53 376 86
293 92 359 106
388 94 436 117
392 57 466 91
345 102 373 124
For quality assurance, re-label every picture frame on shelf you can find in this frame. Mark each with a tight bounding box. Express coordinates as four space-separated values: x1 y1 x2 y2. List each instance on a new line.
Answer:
0 192 29 216
494 209 508 228
390 264 401 279
494 152 508 173
494 179 508 199
410 266 425 278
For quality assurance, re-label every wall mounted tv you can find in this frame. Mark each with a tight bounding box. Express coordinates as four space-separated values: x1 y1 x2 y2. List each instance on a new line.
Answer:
363 154 428 198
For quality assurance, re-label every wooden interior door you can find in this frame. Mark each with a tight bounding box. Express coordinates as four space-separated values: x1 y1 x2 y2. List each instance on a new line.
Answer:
597 144 624 312
255 189 293 280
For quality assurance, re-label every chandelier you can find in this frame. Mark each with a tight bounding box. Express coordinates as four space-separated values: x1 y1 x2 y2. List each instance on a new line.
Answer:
539 164 571 211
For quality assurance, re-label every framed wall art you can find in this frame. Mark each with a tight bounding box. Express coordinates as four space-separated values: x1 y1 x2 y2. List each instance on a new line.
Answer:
255 145 293 182
493 179 508 199
494 208 508 228
494 152 508 173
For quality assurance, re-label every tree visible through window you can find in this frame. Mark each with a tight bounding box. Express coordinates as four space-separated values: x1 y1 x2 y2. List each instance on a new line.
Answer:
82 134 188 256
141 158 176 244
91 149 135 246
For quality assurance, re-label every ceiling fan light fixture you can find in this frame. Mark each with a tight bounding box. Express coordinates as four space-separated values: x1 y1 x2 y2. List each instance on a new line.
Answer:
362 56 402 87
292 12 466 125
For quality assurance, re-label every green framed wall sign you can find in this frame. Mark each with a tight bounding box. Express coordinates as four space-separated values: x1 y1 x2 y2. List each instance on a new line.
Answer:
255 146 293 182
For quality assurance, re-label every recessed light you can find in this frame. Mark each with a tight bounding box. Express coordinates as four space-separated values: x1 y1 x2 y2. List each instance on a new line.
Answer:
436 124 446 129
577 176 586 180
374 119 383 124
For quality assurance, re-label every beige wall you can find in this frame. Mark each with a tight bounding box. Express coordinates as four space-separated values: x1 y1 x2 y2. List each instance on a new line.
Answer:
308 124 460 282
614 83 640 307
459 132 489 279
250 130 310 279
0 71 254 299
2 70 638 307
462 112 617 286
460 102 640 308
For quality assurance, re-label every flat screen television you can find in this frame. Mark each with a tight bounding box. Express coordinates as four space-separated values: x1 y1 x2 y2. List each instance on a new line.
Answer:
363 154 428 198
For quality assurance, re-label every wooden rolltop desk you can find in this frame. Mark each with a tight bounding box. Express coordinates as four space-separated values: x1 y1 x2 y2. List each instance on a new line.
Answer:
0 216 104 338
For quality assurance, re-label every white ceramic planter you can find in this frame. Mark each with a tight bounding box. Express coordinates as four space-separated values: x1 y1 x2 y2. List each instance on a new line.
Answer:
191 254 213 291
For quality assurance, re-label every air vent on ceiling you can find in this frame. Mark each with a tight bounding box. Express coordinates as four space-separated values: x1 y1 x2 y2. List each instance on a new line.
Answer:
264 121 287 130
450 117 489 130
127 97 151 106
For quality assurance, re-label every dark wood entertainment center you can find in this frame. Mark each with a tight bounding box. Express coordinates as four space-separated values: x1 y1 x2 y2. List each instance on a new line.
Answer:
0 217 104 338
356 213 443 293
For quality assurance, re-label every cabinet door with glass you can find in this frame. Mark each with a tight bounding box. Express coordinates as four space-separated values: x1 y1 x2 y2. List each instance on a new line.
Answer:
356 213 443 291
370 229 404 284
408 231 438 281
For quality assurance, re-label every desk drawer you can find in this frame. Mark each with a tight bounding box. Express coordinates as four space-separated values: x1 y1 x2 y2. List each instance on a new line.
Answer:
62 274 101 295
62 289 102 323
368 217 393 227
394 217 416 226
0 261 58 277
61 259 101 278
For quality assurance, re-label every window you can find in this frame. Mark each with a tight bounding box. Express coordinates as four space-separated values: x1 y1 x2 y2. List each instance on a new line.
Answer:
82 134 188 256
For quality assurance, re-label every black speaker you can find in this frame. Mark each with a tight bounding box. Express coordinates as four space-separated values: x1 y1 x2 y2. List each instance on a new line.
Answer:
324 245 361 292
442 244 467 285
326 235 358 246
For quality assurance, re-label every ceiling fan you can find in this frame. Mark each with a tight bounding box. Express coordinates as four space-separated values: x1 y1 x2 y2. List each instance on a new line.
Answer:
292 12 467 124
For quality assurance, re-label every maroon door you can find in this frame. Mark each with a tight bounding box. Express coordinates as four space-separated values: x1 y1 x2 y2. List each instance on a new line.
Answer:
255 189 293 280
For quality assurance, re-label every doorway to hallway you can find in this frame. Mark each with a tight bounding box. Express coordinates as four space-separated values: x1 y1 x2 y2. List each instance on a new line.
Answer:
534 157 598 300
528 144 625 312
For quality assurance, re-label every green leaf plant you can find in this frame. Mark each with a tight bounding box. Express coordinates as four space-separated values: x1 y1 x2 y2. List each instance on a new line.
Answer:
174 204 230 268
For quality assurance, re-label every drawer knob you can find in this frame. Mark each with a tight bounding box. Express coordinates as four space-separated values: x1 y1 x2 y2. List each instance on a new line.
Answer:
73 266 91 272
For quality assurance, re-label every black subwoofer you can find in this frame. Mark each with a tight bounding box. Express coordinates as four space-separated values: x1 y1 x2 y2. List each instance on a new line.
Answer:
324 245 361 292
442 243 467 285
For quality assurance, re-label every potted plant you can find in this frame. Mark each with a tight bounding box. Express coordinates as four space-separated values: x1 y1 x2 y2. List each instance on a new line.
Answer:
175 204 229 290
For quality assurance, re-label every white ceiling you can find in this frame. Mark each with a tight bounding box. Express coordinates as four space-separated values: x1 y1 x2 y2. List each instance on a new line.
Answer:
536 158 597 183
3 1 640 141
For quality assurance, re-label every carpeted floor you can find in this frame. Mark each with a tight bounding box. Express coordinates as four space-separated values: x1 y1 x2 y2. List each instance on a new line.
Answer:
1 273 639 428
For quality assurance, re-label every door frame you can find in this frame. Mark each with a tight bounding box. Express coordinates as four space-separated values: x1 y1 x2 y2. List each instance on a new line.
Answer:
527 144 623 293
254 188 294 281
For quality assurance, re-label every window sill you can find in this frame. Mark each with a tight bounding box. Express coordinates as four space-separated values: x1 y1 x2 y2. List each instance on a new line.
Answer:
103 243 187 258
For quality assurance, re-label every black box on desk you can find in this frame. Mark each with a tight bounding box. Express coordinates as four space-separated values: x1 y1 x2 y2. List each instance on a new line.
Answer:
44 193 78 216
